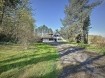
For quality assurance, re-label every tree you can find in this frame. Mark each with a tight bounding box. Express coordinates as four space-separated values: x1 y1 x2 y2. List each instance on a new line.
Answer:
36 25 53 37
15 6 35 49
83 16 90 44
0 0 21 25
61 0 103 44
0 0 35 49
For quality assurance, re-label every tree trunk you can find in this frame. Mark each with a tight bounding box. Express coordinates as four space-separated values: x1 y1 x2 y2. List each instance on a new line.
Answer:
83 30 88 44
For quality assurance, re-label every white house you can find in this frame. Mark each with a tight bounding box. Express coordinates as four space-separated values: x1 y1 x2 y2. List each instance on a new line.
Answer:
42 33 66 42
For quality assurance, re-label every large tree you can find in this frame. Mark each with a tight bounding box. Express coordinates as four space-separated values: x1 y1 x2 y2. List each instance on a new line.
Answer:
0 0 35 49
61 0 103 44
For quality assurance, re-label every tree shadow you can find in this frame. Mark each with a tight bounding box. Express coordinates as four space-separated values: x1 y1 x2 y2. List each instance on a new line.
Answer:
0 54 38 65
59 54 105 78
59 47 85 57
47 42 85 57
0 53 58 74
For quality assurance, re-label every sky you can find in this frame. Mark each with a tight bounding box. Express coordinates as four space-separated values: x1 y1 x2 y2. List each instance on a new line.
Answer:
30 0 105 37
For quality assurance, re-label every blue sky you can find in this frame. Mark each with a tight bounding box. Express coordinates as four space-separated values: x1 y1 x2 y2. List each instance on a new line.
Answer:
30 0 105 37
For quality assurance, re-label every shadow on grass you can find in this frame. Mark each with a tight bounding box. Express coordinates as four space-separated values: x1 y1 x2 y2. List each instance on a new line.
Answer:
0 54 38 64
59 54 105 78
0 53 58 74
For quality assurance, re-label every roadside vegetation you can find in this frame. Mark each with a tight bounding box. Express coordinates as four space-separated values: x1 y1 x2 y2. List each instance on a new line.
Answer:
0 43 60 78
86 35 105 54
68 35 105 55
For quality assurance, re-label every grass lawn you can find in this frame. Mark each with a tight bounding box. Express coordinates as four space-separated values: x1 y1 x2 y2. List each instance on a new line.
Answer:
0 43 61 78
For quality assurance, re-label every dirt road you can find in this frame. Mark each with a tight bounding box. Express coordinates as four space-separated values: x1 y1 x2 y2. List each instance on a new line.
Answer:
55 43 105 78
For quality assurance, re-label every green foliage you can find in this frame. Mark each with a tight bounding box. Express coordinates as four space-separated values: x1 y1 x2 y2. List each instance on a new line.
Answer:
0 0 21 24
69 35 105 54
36 25 53 37
0 0 35 49
77 43 89 48
0 43 60 78
60 0 103 43
79 35 105 54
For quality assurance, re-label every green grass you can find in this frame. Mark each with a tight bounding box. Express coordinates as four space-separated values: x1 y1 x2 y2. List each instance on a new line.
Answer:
69 42 105 54
0 43 61 78
74 43 105 54
77 43 105 54
86 44 105 54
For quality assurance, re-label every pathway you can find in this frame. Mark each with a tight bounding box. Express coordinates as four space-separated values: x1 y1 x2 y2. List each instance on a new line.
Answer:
54 43 105 78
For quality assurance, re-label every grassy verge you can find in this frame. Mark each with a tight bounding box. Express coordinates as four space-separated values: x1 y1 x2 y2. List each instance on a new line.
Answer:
86 44 105 54
0 43 60 78
69 42 105 54
77 43 105 54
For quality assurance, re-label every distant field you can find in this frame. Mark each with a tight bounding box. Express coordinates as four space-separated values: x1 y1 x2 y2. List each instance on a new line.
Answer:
0 43 60 78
